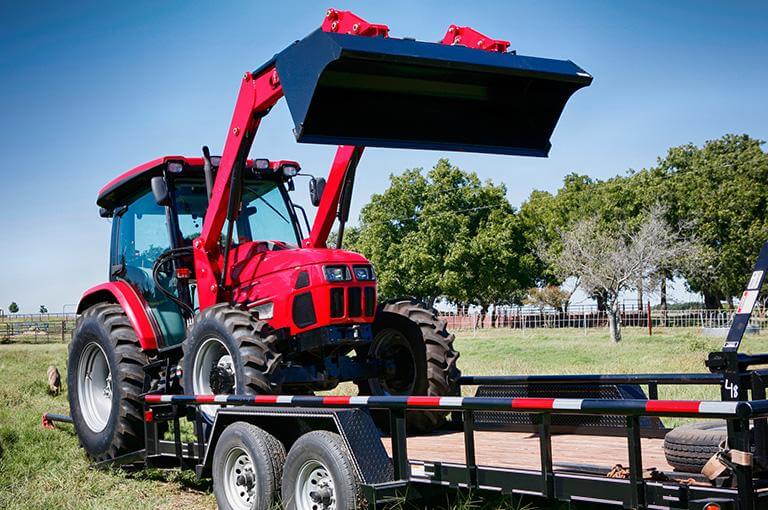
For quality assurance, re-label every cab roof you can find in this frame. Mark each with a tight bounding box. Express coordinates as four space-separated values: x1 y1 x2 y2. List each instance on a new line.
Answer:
97 156 203 209
97 156 275 210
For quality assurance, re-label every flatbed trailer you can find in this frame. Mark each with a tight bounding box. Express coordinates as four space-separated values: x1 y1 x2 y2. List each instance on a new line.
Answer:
126 366 768 510
54 243 768 509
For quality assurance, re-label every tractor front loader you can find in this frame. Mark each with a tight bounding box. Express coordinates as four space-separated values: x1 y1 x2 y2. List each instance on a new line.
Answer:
67 9 591 462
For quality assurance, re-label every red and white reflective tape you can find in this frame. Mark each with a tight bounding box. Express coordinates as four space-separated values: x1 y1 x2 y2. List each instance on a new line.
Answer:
144 394 746 417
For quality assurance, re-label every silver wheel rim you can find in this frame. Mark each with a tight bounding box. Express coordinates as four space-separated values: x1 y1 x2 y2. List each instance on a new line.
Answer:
295 459 336 510
222 446 257 510
77 342 112 432
193 337 235 419
368 329 417 396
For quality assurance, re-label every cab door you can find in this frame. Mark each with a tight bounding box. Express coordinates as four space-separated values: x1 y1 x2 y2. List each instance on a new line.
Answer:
111 190 188 347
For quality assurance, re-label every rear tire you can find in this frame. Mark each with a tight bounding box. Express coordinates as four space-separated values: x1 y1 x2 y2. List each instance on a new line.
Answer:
281 431 360 510
664 421 728 473
212 422 284 510
357 299 461 433
68 303 147 461
183 304 282 422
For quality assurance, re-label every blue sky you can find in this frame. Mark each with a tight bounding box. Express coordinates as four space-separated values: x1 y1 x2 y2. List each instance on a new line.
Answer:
0 1 766 313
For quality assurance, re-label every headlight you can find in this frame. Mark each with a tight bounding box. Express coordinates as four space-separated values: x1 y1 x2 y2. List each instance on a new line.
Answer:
324 265 351 282
251 301 274 320
352 265 376 281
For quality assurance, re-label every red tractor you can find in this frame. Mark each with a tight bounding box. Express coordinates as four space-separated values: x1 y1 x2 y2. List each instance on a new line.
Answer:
67 9 591 461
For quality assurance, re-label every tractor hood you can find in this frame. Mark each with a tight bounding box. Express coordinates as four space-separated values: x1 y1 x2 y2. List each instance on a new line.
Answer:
272 29 592 157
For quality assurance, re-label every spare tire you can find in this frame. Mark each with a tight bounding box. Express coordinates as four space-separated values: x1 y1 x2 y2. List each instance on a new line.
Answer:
664 421 727 473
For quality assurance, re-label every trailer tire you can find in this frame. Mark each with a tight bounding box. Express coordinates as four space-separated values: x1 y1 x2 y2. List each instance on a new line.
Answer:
357 299 461 434
183 304 282 422
281 430 360 510
664 421 728 473
67 303 147 461
212 422 283 510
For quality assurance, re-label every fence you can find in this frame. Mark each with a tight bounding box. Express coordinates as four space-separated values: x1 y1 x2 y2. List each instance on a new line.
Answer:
0 314 77 344
1 308 764 342
438 306 768 332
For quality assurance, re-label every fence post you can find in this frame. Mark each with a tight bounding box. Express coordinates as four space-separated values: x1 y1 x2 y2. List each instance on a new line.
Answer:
61 320 66 343
647 302 652 336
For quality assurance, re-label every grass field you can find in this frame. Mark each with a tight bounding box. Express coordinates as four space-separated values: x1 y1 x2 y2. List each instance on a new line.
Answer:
0 327 763 509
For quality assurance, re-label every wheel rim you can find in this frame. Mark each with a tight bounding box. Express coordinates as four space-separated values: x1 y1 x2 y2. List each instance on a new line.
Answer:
294 459 336 510
222 446 257 510
369 328 417 395
193 337 236 420
77 342 112 432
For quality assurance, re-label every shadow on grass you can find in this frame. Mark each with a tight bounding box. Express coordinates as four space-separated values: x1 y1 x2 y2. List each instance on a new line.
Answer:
127 466 212 492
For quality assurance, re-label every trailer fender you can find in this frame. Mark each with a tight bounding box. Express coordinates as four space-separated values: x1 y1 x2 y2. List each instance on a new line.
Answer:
77 282 158 351
202 407 393 484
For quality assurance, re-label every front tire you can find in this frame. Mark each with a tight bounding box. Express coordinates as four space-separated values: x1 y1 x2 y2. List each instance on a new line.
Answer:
68 303 147 461
357 299 461 433
183 304 282 422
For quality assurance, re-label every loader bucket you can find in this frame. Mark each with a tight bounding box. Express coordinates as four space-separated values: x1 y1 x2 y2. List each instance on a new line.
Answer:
273 29 592 157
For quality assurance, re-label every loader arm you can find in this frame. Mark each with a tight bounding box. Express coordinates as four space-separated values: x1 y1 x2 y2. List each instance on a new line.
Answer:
192 8 592 310
192 71 360 309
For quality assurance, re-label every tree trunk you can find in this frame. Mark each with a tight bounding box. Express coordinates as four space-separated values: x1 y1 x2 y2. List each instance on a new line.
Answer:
607 300 622 343
704 292 721 310
637 280 644 311
595 292 607 312
425 296 437 310
660 275 668 327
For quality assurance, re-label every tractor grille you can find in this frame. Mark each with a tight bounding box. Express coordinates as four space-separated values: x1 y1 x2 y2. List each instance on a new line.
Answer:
330 286 375 319
330 288 344 318
292 292 317 328
364 287 375 316
348 288 362 317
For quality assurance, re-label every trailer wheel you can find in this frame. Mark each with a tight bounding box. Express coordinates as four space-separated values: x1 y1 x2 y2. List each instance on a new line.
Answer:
67 303 147 461
281 431 360 510
183 304 282 422
212 422 284 510
357 299 461 433
664 421 729 472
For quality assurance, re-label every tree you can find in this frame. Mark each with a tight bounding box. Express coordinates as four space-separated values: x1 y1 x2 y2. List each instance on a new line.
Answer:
525 285 575 313
8 302 19 314
656 134 768 307
542 206 692 342
348 159 536 309
39 305 48 314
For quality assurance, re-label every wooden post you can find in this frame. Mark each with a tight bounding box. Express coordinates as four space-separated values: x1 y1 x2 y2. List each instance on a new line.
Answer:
647 302 652 336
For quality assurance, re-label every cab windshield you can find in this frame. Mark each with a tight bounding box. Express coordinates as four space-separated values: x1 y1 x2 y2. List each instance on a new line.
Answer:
172 178 300 247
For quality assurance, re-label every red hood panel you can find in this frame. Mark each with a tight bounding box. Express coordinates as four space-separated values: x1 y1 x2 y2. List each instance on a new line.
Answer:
229 244 370 287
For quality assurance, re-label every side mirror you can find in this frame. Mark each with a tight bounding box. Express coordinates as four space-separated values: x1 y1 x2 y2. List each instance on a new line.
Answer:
151 176 171 206
309 177 326 207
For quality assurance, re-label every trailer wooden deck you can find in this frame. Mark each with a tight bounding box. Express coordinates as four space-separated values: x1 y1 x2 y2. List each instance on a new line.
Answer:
383 430 673 473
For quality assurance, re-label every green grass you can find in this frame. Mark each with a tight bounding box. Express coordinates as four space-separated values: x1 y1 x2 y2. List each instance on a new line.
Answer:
0 327 762 509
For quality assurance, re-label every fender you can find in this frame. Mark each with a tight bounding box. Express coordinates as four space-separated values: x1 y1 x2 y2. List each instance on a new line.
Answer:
77 281 159 351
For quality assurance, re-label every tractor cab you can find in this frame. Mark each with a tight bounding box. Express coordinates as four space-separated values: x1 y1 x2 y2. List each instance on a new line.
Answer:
97 157 321 347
